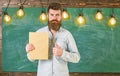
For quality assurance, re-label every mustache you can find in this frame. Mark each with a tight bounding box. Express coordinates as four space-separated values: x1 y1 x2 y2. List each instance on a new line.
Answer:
51 20 58 22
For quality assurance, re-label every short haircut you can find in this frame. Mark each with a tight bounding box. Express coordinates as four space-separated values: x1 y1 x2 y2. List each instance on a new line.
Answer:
47 2 62 12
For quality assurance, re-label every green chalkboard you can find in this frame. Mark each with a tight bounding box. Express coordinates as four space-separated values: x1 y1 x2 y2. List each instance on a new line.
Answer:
2 8 120 72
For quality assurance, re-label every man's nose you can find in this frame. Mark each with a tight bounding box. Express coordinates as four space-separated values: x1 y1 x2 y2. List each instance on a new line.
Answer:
53 15 57 20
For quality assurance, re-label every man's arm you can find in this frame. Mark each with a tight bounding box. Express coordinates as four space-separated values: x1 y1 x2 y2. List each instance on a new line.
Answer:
60 33 80 63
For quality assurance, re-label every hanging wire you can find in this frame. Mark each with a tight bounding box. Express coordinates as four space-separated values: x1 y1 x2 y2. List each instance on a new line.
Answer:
66 0 69 7
96 0 100 6
47 0 49 7
20 0 22 3
96 0 101 10
22 0 27 5
39 0 43 8
96 0 99 8
111 8 114 16
18 0 27 5
62 0 69 11
79 8 83 16
39 0 45 11
4 0 11 13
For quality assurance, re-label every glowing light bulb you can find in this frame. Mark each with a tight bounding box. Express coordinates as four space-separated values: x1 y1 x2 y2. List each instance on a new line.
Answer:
77 14 86 25
62 10 69 20
108 15 117 27
39 12 47 22
4 12 12 23
95 11 103 21
17 6 25 18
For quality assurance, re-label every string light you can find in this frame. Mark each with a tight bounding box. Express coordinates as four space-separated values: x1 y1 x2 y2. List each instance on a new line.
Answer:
16 5 25 18
39 0 47 22
3 0 12 23
39 11 47 22
2 0 118 26
108 8 117 27
76 8 86 26
77 14 86 26
16 0 26 18
95 9 103 21
108 15 117 27
62 9 70 20
4 12 12 23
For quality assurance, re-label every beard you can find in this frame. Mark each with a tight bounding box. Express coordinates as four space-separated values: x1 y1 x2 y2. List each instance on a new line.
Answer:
48 19 61 31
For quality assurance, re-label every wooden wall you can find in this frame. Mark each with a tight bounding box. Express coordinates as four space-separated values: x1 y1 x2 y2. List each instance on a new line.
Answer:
0 0 120 76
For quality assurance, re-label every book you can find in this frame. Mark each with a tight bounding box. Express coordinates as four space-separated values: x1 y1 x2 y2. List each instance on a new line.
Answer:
27 32 48 60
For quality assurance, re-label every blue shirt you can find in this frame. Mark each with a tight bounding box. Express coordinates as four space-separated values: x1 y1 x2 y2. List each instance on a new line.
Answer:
36 26 80 76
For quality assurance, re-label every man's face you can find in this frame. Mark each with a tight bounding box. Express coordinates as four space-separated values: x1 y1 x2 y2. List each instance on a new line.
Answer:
48 9 62 31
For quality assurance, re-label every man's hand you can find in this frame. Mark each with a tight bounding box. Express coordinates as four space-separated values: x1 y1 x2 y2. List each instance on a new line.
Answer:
53 44 63 56
25 43 35 53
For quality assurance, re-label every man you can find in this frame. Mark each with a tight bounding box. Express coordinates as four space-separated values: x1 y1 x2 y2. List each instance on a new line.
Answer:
26 2 80 76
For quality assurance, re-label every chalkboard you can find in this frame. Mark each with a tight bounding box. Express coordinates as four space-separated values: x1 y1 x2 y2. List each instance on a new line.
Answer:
2 8 120 72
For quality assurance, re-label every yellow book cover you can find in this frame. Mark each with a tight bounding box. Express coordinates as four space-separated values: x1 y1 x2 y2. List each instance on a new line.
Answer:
27 32 48 60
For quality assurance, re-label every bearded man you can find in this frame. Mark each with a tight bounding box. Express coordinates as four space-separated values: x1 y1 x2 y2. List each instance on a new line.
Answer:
26 2 80 76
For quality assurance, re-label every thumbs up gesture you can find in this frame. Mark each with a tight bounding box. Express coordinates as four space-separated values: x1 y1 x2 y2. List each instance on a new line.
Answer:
53 44 63 56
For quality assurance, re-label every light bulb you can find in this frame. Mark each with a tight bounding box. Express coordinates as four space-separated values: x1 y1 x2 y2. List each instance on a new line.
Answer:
4 12 12 23
17 6 25 18
62 10 69 20
95 11 103 21
77 14 86 25
39 12 47 22
108 15 117 27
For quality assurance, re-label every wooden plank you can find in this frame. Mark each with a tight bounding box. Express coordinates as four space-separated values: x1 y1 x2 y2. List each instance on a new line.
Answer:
0 5 1 40
0 53 1 72
0 27 1 40
0 72 120 76
0 73 9 76
8 72 37 76
0 40 1 53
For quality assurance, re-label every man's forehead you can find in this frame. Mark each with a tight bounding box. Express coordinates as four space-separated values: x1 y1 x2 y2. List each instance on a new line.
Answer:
49 9 61 13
